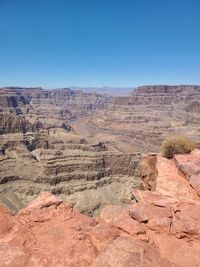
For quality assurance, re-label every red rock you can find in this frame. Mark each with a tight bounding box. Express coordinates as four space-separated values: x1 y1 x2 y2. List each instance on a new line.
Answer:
132 188 162 203
148 217 171 233
171 202 200 239
91 236 178 267
100 204 146 237
0 192 179 267
130 202 172 223
156 155 199 201
174 150 200 196
149 233 200 267
131 191 200 240
0 192 102 267
0 205 15 237
100 204 131 223
114 218 146 236
129 192 200 266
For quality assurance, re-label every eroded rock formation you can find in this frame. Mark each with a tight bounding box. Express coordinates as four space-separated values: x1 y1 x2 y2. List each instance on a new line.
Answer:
0 127 142 214
0 151 200 266
72 85 200 153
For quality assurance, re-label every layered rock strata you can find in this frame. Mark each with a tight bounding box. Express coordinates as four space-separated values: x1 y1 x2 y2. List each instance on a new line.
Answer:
72 85 200 153
0 128 142 215
0 151 200 266
1 85 200 153
0 87 111 133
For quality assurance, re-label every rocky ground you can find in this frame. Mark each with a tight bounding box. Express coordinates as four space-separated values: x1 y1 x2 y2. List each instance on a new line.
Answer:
0 150 200 267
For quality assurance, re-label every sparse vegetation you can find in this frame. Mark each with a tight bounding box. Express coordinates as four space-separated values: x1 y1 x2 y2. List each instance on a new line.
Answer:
161 136 195 158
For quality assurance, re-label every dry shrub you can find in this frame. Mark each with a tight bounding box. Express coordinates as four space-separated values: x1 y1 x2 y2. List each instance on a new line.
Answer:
161 136 195 158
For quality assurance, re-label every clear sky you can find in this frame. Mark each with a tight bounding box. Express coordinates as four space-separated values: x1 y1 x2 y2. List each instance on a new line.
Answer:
0 0 200 87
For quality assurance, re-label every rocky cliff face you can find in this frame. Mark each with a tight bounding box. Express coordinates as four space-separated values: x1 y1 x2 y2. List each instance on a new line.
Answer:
113 85 200 105
0 87 41 108
73 85 200 153
0 113 44 134
0 151 200 267
0 87 111 112
133 84 200 94
0 87 111 133
0 127 142 215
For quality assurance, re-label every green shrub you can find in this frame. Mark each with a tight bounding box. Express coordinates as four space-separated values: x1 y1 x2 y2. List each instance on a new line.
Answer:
161 136 195 158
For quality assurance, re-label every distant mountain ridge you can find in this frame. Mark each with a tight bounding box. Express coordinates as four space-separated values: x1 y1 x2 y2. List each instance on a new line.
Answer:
133 85 200 94
2 85 200 96
70 86 133 96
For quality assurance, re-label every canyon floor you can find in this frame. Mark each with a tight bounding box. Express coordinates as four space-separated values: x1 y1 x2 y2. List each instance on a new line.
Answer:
0 85 200 266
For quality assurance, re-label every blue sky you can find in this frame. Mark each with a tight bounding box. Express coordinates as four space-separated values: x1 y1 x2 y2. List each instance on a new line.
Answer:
0 0 200 87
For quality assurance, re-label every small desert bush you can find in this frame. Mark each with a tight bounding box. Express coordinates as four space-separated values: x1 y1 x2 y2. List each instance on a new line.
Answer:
161 136 195 158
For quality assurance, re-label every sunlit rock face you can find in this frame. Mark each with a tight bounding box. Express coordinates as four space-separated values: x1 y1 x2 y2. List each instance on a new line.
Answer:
0 87 112 132
0 122 144 213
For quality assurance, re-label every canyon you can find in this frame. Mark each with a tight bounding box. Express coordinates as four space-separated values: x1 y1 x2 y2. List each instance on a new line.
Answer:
72 85 200 153
0 86 141 214
0 85 200 266
0 85 200 213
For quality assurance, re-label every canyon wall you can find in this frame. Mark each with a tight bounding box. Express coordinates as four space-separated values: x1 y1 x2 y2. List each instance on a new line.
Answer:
0 128 142 215
0 87 111 133
74 85 200 153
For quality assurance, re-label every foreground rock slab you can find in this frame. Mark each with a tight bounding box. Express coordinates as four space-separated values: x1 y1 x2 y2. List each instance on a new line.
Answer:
0 192 177 267
174 149 200 196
